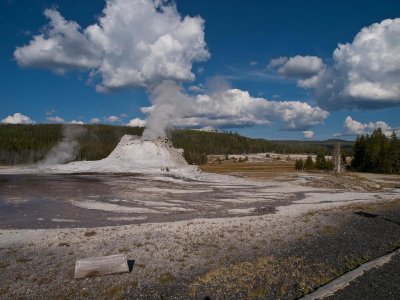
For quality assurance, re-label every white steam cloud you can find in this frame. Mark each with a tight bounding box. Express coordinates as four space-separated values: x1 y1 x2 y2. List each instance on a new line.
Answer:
142 80 191 139
39 124 87 165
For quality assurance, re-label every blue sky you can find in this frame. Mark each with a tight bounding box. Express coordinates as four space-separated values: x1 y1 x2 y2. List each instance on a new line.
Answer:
1 0 400 140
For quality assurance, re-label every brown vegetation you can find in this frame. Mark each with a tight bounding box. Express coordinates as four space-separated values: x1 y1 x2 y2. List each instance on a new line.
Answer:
200 160 296 180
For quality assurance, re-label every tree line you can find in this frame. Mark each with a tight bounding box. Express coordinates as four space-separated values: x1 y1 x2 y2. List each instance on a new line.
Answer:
351 128 399 174
0 124 352 166
294 153 335 171
294 128 400 175
0 124 143 165
170 130 348 164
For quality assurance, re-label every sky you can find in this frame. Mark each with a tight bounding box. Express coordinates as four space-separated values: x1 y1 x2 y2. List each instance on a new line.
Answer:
1 0 400 140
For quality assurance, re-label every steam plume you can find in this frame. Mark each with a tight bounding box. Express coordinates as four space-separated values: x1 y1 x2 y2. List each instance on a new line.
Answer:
142 81 190 139
142 78 230 139
39 125 87 165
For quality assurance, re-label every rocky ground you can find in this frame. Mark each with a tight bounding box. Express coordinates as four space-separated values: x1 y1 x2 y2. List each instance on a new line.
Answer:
0 170 399 299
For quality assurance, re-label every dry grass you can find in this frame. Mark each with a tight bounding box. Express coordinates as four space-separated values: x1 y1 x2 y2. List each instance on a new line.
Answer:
200 161 296 180
104 283 128 300
189 255 338 299
118 247 130 253
0 262 10 269
306 173 382 191
343 197 400 212
158 272 175 284
342 254 373 271
320 225 338 236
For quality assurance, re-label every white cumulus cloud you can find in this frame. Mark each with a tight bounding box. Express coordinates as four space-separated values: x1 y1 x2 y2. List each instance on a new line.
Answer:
341 116 396 136
188 84 205 93
14 9 100 75
275 55 324 78
267 56 288 69
303 130 314 139
47 116 65 123
305 19 400 109
190 89 328 130
127 118 146 127
90 118 101 124
14 0 209 91
69 120 84 125
107 116 120 123
1 113 35 124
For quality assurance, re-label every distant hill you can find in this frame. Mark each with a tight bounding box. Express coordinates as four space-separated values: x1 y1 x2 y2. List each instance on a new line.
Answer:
267 139 353 153
270 139 353 146
0 124 353 165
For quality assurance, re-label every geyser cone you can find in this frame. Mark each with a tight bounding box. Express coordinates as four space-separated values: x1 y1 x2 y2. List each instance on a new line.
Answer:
25 134 199 177
106 135 189 169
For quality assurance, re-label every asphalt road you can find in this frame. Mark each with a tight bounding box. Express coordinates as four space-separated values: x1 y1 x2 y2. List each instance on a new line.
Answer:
327 252 400 300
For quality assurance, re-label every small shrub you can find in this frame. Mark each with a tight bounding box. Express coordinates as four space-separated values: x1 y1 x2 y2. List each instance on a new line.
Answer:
84 230 96 237
158 272 175 284
16 257 32 263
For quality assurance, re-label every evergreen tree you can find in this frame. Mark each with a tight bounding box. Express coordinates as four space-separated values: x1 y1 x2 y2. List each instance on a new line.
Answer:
389 132 400 174
315 152 327 170
295 159 304 170
304 156 314 170
325 159 335 171
351 128 399 174
352 135 366 171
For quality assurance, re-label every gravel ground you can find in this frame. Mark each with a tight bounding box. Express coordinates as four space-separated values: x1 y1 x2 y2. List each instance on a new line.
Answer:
1 198 399 299
185 199 400 299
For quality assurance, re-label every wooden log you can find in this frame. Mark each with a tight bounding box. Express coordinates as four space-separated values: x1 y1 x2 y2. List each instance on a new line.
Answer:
74 254 129 279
